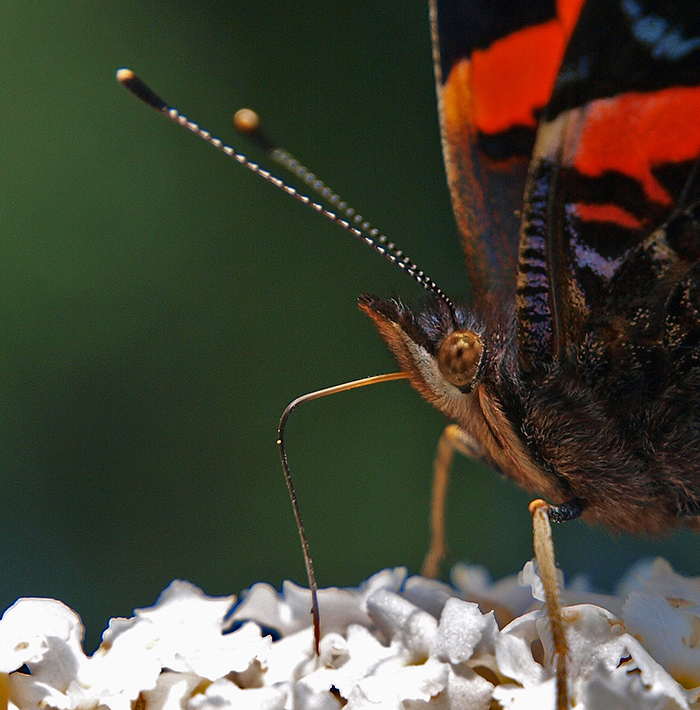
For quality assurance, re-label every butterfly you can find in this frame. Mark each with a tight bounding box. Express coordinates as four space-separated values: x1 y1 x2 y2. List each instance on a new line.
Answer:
119 0 700 703
359 0 700 560
360 3 700 701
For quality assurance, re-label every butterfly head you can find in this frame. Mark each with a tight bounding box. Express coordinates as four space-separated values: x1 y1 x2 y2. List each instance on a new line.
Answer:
357 293 497 417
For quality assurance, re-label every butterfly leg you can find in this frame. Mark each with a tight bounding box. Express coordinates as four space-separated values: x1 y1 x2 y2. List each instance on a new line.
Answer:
529 498 583 710
421 424 484 578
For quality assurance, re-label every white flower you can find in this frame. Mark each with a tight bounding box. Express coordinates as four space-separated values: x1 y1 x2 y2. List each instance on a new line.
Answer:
0 597 162 710
135 580 270 680
621 558 700 693
229 567 408 638
1 558 699 709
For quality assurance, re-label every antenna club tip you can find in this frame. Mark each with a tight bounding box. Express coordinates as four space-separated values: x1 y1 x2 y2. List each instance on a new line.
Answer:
234 108 260 134
116 69 169 112
116 67 135 84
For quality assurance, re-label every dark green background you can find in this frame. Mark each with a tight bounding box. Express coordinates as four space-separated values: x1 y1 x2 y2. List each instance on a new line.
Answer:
2 0 699 651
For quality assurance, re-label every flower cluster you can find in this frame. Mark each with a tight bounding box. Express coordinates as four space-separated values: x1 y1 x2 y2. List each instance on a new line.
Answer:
0 558 698 709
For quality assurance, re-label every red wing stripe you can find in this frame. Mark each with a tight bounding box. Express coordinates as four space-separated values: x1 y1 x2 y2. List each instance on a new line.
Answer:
573 203 644 230
571 87 700 207
470 20 568 134
469 0 584 136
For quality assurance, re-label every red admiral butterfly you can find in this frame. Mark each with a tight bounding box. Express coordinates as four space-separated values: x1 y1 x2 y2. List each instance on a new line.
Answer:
119 0 700 704
392 0 700 544
394 0 700 561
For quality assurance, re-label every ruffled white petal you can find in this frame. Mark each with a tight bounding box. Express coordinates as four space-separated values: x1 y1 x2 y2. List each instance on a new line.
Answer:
1 558 698 709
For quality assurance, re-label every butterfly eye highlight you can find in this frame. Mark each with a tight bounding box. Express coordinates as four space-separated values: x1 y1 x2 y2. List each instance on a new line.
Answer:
437 331 484 389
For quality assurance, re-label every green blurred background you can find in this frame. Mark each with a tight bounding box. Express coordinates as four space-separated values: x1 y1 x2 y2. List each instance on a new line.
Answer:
2 0 699 651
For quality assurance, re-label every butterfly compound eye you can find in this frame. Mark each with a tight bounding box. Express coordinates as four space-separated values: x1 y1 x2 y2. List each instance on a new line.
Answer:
437 331 484 389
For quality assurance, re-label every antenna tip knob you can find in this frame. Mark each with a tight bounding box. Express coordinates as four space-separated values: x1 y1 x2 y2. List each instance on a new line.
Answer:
116 67 135 84
234 108 260 134
116 68 169 112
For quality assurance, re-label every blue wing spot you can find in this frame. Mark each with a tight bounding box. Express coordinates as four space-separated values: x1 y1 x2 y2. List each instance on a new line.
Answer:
622 0 700 61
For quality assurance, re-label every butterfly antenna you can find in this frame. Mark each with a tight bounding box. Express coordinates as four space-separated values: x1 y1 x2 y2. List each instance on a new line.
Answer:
116 69 458 324
277 371 408 655
233 107 457 321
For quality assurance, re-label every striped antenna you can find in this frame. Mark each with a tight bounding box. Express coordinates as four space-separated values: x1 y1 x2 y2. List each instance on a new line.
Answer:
116 69 457 322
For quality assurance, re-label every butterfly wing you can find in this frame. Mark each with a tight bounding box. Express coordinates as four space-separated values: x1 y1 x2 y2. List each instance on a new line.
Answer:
517 0 700 371
431 0 585 301
361 0 700 532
